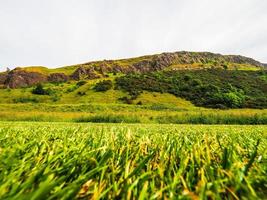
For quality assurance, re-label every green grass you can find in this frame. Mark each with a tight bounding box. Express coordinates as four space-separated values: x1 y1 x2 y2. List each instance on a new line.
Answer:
0 103 266 124
0 122 266 199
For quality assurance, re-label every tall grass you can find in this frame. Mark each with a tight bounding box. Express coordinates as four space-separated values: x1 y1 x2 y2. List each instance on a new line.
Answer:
0 104 266 124
0 123 266 199
155 113 267 124
75 114 141 123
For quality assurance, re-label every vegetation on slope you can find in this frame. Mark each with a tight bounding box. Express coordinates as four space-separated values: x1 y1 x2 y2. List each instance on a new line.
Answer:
115 69 267 109
0 51 266 124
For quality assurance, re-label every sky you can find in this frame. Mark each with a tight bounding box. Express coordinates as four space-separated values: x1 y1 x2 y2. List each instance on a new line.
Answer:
0 0 267 71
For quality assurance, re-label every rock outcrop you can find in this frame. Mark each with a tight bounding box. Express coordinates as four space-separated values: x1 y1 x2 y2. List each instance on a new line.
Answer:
0 73 7 85
71 52 265 78
48 73 69 83
70 66 101 80
5 68 47 88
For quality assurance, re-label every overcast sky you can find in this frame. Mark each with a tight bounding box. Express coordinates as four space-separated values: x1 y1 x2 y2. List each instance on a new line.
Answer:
0 0 267 71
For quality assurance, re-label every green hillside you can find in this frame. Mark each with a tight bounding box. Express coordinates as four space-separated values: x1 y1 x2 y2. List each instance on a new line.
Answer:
0 51 266 124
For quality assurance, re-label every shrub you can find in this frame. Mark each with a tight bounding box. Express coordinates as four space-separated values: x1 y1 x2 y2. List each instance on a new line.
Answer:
77 91 86 96
191 79 202 86
66 85 79 93
136 101 142 105
222 91 245 108
222 64 228 70
32 84 51 95
184 74 192 81
94 80 113 92
76 80 87 87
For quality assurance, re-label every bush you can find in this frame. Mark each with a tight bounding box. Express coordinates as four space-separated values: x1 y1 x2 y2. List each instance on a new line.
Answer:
94 80 113 92
66 85 79 93
76 80 87 87
77 91 86 96
32 84 53 95
222 91 245 108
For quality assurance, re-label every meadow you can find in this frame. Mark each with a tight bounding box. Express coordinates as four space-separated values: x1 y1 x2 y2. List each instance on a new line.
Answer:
0 122 266 199
0 103 266 124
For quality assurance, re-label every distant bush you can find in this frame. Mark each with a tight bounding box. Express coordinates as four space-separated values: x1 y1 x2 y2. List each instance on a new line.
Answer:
94 80 113 92
76 80 87 87
136 101 142 105
222 64 228 70
32 84 53 95
32 84 46 95
66 85 79 93
77 91 86 96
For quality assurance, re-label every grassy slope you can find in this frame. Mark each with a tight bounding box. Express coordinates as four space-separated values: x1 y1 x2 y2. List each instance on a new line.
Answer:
0 75 266 124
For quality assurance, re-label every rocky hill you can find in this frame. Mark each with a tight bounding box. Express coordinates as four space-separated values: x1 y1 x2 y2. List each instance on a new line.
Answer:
0 51 266 88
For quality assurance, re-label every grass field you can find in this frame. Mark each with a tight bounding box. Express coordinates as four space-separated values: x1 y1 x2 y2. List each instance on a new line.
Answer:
0 103 266 124
0 122 266 199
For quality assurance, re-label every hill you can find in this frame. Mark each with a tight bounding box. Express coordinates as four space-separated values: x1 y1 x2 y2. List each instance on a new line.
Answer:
0 51 266 110
0 51 266 88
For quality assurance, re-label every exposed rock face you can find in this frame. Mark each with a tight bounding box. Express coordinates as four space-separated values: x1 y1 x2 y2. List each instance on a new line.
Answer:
133 60 153 72
69 51 265 80
48 73 69 83
70 66 101 80
151 53 178 69
5 69 47 88
0 73 7 85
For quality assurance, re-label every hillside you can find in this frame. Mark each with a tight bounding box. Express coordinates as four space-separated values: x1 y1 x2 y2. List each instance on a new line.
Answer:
0 51 266 110
0 51 266 89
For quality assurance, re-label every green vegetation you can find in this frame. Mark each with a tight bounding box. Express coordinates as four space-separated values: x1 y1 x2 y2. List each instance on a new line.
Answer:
1 52 266 199
0 122 266 199
94 80 113 92
32 84 52 95
116 69 267 109
0 103 266 124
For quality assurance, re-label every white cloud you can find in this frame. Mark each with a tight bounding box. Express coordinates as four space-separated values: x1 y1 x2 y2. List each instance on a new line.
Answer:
0 0 266 71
